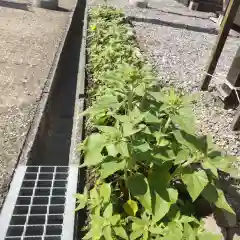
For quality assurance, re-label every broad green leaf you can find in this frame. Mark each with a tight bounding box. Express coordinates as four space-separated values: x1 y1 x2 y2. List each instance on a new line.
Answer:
91 215 105 240
158 138 169 147
202 184 218 203
116 141 129 157
127 174 152 212
174 106 195 133
201 160 218 177
148 165 177 221
149 91 166 103
182 170 209 201
173 130 207 154
82 151 104 167
114 114 129 122
202 184 234 214
106 144 119 157
130 229 144 240
163 222 183 240
152 188 178 222
109 214 121 225
80 133 106 167
133 142 151 153
103 225 113 240
144 112 162 123
113 226 128 239
130 217 147 228
171 114 194 134
84 133 106 150
149 225 163 234
198 232 222 240
100 183 111 203
142 231 149 240
152 148 175 163
122 122 142 137
123 200 138 216
82 230 92 240
100 160 125 179
209 155 236 174
184 223 195 240
104 203 113 218
215 189 235 214
175 149 190 165
74 186 88 211
97 126 118 135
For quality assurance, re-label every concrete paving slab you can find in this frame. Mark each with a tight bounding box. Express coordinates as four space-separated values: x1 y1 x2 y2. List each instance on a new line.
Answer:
0 0 76 208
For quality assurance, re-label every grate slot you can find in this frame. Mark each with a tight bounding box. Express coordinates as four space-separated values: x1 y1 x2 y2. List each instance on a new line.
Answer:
50 197 65 205
16 197 31 206
47 215 63 225
44 237 61 240
6 226 24 237
10 216 27 226
26 167 39 173
38 174 53 180
27 215 46 225
56 167 68 173
24 238 42 240
34 188 51 196
52 188 66 196
13 206 29 215
30 206 47 215
55 173 68 180
19 188 34 197
45 226 62 236
53 181 67 188
24 173 37 181
32 197 49 205
37 181 52 188
25 226 44 236
40 167 55 173
22 181 35 188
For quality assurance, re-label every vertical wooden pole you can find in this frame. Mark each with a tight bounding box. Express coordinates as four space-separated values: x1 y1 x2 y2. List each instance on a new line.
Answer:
200 0 240 91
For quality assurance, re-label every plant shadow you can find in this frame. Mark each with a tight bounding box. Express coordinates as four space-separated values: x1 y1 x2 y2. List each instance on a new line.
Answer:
128 16 218 35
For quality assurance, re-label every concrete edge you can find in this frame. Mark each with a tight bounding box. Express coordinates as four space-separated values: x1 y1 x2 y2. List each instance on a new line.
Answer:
0 0 79 209
69 3 88 166
18 1 78 165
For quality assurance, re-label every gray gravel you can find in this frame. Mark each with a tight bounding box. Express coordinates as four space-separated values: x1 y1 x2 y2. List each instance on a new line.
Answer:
90 0 240 159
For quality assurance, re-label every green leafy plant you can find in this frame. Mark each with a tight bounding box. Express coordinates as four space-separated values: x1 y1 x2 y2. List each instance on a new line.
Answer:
76 6 237 240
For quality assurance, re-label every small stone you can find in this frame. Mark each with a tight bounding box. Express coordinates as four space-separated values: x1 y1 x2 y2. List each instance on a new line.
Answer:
203 215 226 239
215 208 237 228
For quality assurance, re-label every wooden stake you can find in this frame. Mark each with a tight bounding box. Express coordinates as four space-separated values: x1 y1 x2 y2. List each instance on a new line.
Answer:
200 0 240 91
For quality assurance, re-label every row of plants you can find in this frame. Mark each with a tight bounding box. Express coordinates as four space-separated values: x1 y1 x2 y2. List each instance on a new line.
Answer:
75 5 237 240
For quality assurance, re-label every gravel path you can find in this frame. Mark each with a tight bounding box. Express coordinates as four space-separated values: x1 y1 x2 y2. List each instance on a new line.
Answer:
0 0 76 208
90 0 240 159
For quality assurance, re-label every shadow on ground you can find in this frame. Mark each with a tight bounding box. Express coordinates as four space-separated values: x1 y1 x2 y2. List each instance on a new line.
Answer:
0 0 28 11
128 16 219 35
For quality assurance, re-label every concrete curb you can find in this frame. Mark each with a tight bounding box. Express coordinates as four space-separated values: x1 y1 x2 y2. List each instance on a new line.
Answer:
69 3 88 166
0 0 79 210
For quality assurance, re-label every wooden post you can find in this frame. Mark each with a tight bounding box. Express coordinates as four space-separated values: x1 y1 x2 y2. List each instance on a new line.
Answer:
200 0 240 91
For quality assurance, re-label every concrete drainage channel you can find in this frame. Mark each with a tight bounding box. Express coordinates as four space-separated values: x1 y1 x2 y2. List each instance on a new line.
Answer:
0 0 87 239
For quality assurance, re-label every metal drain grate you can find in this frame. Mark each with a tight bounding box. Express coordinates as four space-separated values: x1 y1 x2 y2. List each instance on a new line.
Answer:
0 166 78 240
